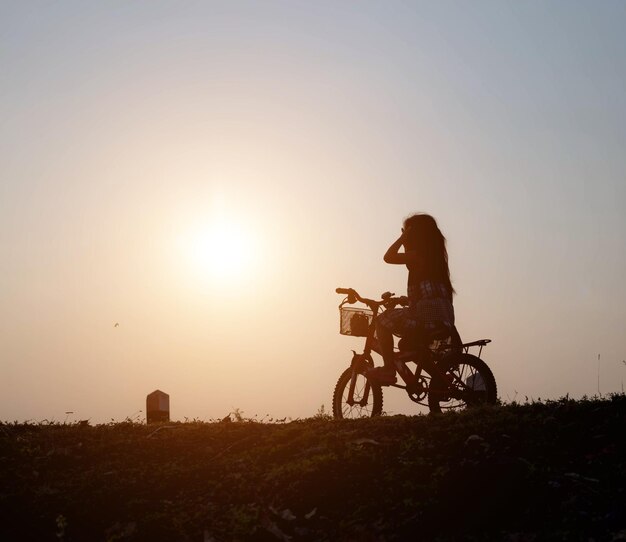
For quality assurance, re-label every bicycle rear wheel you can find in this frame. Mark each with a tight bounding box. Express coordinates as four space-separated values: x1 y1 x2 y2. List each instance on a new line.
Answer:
332 367 383 419
428 353 497 413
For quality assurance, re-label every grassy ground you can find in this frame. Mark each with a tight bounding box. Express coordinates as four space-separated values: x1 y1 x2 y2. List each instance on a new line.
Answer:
1 395 625 541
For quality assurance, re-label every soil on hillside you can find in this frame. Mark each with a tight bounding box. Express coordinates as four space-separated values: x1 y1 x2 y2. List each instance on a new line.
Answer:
1 395 625 541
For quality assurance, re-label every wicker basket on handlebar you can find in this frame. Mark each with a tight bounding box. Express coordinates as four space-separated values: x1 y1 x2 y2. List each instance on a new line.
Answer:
339 307 373 337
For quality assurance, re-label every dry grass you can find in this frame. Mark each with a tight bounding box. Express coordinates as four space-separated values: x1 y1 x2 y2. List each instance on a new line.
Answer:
1 395 625 541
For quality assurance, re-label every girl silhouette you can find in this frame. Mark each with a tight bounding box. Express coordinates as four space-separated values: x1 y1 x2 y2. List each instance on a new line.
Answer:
368 213 455 384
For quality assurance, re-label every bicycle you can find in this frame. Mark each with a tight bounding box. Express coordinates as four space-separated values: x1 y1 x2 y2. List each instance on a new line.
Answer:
332 287 497 418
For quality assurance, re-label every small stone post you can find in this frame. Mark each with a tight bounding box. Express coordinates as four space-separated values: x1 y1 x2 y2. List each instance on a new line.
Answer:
146 390 170 424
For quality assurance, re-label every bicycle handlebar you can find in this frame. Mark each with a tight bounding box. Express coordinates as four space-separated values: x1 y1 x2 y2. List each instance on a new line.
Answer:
335 288 353 295
335 287 408 309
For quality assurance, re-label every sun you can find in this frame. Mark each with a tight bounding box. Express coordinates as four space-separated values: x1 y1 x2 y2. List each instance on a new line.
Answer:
181 217 257 282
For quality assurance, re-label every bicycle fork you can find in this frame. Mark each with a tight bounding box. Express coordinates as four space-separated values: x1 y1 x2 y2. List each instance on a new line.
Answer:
347 352 372 407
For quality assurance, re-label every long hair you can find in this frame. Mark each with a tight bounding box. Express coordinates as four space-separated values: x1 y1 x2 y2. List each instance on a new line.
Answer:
403 213 455 295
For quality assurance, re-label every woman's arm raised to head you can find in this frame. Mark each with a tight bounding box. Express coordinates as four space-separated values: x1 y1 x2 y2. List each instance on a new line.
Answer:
383 233 419 265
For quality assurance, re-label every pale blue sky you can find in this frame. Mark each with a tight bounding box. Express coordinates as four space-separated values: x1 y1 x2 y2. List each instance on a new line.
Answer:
1 2 625 421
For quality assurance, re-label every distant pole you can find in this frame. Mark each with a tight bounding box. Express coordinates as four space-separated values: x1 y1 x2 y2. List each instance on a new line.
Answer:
597 354 601 396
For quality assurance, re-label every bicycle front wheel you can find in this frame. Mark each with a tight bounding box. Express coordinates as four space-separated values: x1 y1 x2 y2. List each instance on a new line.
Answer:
428 353 497 413
332 367 383 419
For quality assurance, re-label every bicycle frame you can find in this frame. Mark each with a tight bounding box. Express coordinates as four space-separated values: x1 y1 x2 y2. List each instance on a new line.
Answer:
340 288 492 407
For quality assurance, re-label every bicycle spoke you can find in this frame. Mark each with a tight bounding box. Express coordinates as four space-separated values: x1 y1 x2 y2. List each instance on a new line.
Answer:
340 374 374 418
440 360 489 410
334 364 383 419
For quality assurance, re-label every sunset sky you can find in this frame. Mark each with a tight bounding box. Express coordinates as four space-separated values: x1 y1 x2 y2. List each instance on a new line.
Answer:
2 1 626 422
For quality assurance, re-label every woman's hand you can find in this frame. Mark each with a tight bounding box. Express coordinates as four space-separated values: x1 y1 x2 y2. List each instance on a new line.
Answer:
384 227 417 265
400 224 413 244
384 234 406 264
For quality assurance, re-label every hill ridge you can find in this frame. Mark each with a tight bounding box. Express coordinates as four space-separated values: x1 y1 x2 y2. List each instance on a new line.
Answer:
1 395 625 541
